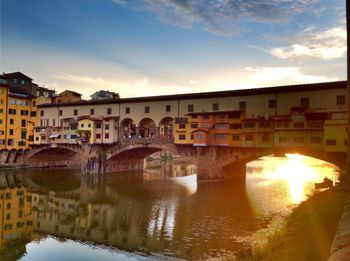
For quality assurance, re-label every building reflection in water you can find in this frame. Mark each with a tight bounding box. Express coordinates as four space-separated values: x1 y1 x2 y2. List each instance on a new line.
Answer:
0 154 339 260
0 174 34 260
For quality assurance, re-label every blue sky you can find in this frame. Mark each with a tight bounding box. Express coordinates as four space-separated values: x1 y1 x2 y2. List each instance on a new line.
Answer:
0 0 346 98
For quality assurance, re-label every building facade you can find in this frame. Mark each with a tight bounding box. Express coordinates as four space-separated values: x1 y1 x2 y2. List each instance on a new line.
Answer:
36 81 348 152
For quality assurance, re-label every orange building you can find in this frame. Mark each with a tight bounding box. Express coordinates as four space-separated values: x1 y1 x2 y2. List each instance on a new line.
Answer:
175 110 245 147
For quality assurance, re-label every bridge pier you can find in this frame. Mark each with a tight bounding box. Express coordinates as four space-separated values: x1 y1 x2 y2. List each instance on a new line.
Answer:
195 147 248 181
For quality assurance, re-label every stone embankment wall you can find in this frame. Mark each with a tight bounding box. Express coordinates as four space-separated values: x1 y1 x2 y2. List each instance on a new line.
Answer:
329 192 350 260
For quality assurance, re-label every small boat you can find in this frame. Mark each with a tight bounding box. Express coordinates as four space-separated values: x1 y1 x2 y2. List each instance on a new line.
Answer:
314 177 333 189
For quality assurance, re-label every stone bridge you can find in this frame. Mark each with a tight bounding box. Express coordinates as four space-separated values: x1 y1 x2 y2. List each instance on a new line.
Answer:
3 137 344 181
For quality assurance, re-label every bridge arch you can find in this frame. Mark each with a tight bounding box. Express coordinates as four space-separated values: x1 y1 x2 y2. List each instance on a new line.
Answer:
26 147 80 168
220 147 346 171
107 143 177 162
138 118 157 138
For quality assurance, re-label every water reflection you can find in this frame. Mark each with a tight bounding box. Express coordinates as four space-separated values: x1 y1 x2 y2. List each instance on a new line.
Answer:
0 154 339 260
246 154 339 215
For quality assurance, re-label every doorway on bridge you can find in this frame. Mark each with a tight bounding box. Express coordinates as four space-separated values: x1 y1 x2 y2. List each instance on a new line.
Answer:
120 118 136 138
159 117 174 139
139 118 157 138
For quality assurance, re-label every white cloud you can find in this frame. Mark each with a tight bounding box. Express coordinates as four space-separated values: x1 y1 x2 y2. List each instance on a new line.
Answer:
246 66 338 83
113 0 318 35
270 26 346 60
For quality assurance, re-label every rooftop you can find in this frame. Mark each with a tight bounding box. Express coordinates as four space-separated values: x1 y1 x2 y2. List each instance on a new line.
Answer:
38 80 347 108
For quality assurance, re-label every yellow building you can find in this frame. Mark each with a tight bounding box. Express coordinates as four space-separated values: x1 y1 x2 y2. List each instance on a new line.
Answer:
0 81 9 149
35 95 52 106
52 90 82 103
7 93 37 150
0 176 33 251
77 116 119 144
174 117 193 145
0 78 38 151
324 119 347 152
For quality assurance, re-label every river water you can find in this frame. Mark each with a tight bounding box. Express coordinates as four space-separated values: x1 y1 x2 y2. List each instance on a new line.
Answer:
0 154 339 260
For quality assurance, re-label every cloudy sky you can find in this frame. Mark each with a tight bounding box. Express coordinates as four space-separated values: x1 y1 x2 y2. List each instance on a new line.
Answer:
0 0 346 99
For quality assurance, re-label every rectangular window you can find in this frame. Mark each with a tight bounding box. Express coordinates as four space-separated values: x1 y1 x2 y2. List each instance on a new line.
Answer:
293 122 304 128
90 109 94 115
125 107 130 114
244 122 255 128
261 134 270 142
52 119 55 126
294 137 304 143
214 134 226 140
191 123 198 128
188 104 194 112
310 137 322 144
145 106 150 113
228 111 241 119
229 123 242 129
166 105 171 112
245 134 253 141
107 108 112 115
59 110 62 116
31 111 36 117
259 121 271 128
96 134 101 139
239 101 246 110
105 124 110 130
278 137 287 143
232 135 240 141
40 110 44 117
21 119 26 127
9 129 14 135
268 99 276 108
179 134 186 140
96 123 101 129
10 119 14 125
336 95 346 105
326 139 336 146
179 124 186 129
301 97 309 107
9 109 16 115
213 103 219 111
74 109 78 116
20 110 28 116
21 131 27 140
105 133 109 139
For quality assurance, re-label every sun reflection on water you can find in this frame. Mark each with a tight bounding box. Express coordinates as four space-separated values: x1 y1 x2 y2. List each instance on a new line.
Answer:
246 154 339 215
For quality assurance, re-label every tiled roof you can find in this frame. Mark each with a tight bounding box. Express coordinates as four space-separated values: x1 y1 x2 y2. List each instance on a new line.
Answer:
38 81 347 108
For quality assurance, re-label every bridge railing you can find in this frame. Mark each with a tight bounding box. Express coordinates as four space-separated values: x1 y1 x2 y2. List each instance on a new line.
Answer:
119 136 174 145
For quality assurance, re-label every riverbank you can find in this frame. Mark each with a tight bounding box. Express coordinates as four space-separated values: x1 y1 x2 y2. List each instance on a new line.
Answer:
245 185 350 261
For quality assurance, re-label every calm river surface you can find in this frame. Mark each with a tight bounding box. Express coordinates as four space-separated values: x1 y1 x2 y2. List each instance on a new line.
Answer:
0 154 339 260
